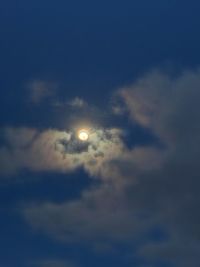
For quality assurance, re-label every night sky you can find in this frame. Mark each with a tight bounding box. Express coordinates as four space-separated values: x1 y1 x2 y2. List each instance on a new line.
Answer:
0 1 200 267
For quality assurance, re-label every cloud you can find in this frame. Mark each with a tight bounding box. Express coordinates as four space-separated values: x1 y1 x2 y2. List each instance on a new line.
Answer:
1 127 37 148
22 68 200 266
28 80 56 104
119 69 200 145
24 183 147 243
68 97 87 108
0 126 124 177
138 239 200 267
111 92 128 116
52 97 87 110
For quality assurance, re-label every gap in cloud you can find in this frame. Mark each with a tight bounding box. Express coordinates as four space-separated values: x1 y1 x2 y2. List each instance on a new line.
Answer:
146 225 169 243
0 169 97 207
122 123 164 150
106 113 163 150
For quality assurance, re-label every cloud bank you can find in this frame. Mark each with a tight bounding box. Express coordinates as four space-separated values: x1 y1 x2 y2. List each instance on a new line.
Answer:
1 68 200 266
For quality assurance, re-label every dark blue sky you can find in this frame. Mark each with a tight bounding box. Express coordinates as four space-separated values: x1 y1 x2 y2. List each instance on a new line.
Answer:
0 1 200 267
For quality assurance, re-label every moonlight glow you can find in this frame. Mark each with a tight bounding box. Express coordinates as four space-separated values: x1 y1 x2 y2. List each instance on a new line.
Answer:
78 129 89 141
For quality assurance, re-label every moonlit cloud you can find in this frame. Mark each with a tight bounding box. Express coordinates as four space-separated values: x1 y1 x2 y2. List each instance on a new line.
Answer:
22 69 200 266
1 69 200 266
118 69 200 145
1 1 200 266
68 97 87 108
0 126 124 177
52 97 88 110
24 184 145 243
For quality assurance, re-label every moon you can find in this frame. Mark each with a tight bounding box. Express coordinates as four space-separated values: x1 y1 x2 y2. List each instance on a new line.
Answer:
78 129 89 141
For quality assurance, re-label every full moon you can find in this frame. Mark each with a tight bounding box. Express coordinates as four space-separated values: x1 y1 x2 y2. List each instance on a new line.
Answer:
78 129 89 141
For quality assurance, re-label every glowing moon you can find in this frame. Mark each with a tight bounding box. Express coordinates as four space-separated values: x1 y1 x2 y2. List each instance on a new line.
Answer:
78 129 89 141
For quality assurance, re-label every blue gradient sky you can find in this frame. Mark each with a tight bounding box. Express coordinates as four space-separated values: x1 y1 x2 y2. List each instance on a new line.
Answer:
0 1 200 267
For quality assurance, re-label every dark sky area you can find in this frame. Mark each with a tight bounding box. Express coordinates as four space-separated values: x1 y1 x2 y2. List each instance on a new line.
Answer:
0 1 200 267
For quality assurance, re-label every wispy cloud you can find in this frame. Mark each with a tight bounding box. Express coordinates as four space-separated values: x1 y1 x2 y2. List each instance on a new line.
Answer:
68 97 87 108
28 80 57 104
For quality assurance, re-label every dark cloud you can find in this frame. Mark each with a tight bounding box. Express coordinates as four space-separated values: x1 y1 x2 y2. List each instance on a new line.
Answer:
56 136 89 154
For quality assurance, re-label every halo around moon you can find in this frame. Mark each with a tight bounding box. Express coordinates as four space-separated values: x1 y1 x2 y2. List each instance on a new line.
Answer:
78 129 89 141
